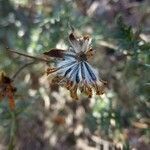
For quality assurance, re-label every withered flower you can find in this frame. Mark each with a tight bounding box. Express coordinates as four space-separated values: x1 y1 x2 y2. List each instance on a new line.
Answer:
44 32 106 99
0 72 16 110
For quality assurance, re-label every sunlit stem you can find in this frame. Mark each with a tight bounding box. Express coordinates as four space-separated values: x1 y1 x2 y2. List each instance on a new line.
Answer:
7 49 50 63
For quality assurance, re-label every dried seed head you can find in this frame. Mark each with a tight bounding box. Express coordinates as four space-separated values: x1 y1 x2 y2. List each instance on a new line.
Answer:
44 31 106 99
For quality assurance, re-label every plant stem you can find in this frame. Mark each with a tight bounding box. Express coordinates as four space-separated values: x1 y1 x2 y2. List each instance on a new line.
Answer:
8 110 16 150
7 49 50 63
12 61 36 80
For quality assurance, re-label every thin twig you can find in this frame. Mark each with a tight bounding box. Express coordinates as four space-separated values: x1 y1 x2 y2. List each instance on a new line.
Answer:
12 61 36 80
7 49 50 63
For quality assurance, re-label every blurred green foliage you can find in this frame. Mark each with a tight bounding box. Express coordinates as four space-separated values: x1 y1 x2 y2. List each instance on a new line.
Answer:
0 0 149 149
